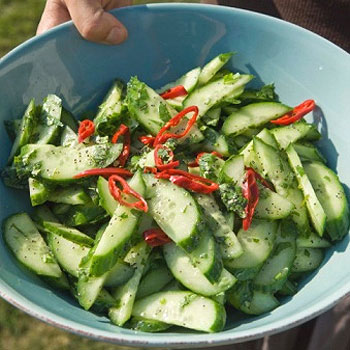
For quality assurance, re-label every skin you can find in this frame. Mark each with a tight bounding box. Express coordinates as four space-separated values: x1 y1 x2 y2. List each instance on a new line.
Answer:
36 0 132 45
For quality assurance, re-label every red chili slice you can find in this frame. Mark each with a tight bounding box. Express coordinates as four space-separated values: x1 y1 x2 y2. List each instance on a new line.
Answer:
271 99 316 125
154 144 180 171
73 168 133 179
143 228 172 247
188 151 223 168
153 106 199 146
111 124 130 167
160 85 188 100
108 175 148 212
78 120 95 143
242 168 260 230
246 167 274 191
156 168 219 194
139 135 156 147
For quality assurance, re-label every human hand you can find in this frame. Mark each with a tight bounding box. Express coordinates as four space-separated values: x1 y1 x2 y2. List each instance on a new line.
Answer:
37 0 130 45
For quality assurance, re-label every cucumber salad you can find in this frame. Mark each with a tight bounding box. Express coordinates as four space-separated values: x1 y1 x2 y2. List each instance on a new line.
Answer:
2 52 349 333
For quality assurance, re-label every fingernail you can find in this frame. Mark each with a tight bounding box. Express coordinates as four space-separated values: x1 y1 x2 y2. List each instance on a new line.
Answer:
105 26 127 45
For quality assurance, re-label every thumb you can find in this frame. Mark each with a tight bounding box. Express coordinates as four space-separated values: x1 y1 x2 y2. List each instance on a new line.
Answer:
65 0 128 45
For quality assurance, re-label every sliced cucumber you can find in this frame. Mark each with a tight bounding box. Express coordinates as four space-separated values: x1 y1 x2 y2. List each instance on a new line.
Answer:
304 161 350 241
132 291 226 333
297 231 331 248
163 242 236 296
109 241 151 326
35 94 63 144
253 220 297 293
33 205 59 227
294 142 326 163
48 186 90 205
202 107 221 127
255 185 294 220
127 76 176 135
29 177 51 206
89 171 146 276
292 247 324 272
3 213 64 282
103 261 135 288
94 80 124 135
202 127 230 157
219 154 245 185
198 52 234 86
14 143 123 183
227 281 279 315
136 266 173 300
286 145 326 236
222 102 291 137
127 317 171 333
194 193 243 260
97 176 118 216
60 125 79 147
42 221 94 246
60 108 78 132
143 174 201 252
184 74 253 119
224 220 277 270
8 99 37 163
278 279 298 296
47 232 90 277
4 118 21 141
253 137 310 232
271 122 317 150
157 67 201 110
186 230 223 283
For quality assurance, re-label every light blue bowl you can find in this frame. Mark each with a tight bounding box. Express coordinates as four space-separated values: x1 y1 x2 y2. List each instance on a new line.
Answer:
0 3 350 348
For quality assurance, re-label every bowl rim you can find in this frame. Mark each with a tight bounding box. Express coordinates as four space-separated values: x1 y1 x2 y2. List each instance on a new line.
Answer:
1 3 350 348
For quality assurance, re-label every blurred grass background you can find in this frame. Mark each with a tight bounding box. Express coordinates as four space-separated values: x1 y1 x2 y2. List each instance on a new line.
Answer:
0 0 141 348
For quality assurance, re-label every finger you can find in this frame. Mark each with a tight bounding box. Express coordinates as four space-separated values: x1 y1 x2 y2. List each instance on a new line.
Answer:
37 0 71 35
65 0 128 45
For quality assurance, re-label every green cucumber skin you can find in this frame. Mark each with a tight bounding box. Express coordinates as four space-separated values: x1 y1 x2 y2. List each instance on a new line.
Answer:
304 161 350 241
292 247 324 273
271 122 316 150
94 80 124 135
253 220 297 293
143 174 202 253
184 74 253 120
47 232 90 277
222 102 291 137
227 281 279 315
127 317 171 333
285 145 327 236
89 171 146 277
253 137 310 233
14 143 123 184
136 267 173 300
8 99 38 164
42 221 94 247
127 76 176 135
3 213 63 280
60 108 78 132
35 94 63 145
163 242 236 297
29 177 51 207
132 291 226 333
198 52 234 86
109 242 151 326
97 176 118 216
47 186 90 206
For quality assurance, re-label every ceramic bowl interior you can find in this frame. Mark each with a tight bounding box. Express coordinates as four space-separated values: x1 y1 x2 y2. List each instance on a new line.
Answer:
0 3 350 348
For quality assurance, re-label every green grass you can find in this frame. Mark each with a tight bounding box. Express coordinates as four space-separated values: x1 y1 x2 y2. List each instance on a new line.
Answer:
0 297 148 349
0 0 45 57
